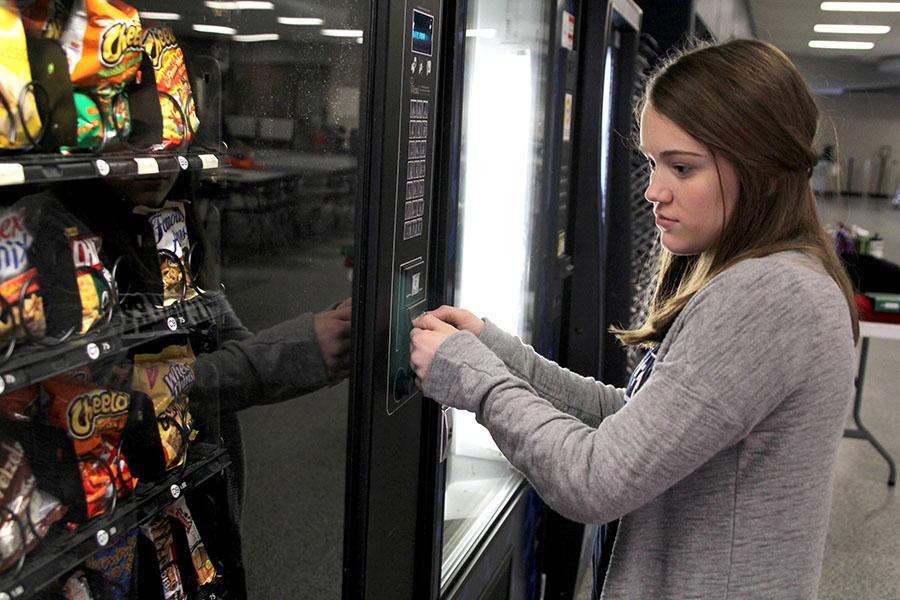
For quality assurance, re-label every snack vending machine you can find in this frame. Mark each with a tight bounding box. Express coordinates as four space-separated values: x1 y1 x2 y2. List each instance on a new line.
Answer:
0 0 372 597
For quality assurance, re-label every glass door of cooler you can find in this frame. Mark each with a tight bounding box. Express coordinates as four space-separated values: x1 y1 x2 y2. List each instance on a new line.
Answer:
0 1 369 599
440 0 553 592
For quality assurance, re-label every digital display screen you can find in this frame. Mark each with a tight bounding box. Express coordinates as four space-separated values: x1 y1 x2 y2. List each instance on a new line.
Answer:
412 10 433 56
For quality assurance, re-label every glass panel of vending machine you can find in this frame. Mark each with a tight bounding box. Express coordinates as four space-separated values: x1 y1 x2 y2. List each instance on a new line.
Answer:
441 0 552 589
0 1 364 598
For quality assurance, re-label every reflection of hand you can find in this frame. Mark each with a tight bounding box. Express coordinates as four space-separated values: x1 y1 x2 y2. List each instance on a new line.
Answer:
314 297 352 381
425 305 484 337
410 313 460 389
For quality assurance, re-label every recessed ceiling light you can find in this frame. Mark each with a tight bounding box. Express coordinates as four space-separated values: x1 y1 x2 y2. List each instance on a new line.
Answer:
820 2 900 12
321 29 364 38
277 17 324 26
814 23 891 33
192 23 238 35
808 39 875 49
138 11 182 21
205 1 275 10
233 33 280 42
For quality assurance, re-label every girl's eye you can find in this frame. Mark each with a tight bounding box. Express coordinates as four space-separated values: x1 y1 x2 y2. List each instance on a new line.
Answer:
673 164 691 176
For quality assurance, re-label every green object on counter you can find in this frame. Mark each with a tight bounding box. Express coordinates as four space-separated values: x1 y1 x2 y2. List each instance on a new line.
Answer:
867 293 900 313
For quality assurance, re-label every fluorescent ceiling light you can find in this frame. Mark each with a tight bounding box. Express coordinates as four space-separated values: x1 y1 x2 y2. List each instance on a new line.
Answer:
808 39 875 48
820 2 900 11
233 33 279 42
192 23 238 35
814 23 891 32
205 1 274 9
321 29 364 37
277 16 324 26
138 11 181 20
466 28 497 38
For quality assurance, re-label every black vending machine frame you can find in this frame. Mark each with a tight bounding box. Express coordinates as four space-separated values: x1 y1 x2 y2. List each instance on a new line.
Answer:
344 0 458 598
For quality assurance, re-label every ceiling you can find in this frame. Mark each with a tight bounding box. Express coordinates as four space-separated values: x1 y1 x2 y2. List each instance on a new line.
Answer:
747 0 900 90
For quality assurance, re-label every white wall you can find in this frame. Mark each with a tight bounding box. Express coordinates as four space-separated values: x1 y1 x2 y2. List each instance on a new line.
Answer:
816 91 900 195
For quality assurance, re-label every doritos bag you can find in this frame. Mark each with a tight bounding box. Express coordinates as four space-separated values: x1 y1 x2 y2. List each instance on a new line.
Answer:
66 225 114 334
141 27 198 150
0 3 43 148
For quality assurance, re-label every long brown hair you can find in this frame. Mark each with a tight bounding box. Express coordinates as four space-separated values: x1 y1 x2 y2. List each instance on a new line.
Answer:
615 39 859 347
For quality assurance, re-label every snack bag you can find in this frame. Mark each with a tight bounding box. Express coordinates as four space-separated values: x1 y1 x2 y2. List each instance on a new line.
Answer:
20 0 73 39
141 202 196 305
84 526 137 600
58 0 142 91
66 226 113 333
131 345 196 471
0 438 67 573
0 206 46 341
142 27 199 149
67 90 129 149
44 377 136 518
167 497 218 588
141 515 186 600
0 4 42 148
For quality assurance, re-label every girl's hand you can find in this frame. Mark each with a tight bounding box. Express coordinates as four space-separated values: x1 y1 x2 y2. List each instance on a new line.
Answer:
410 313 460 388
425 305 484 337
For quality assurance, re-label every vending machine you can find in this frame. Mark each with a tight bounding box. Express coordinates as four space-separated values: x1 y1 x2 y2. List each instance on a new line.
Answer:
0 0 644 598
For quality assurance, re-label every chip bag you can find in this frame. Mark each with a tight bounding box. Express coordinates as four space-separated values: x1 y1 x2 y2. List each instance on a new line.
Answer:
142 27 198 150
0 4 43 148
141 202 196 305
130 345 196 473
0 206 46 341
83 527 137 600
0 438 67 574
141 514 186 600
167 497 218 589
44 377 136 519
66 226 114 334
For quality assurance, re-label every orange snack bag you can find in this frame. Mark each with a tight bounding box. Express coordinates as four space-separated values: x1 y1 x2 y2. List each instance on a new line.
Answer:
58 0 142 92
142 26 199 149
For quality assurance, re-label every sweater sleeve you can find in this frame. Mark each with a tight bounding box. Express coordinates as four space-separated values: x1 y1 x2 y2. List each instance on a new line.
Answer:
192 311 332 413
422 258 844 524
478 320 626 426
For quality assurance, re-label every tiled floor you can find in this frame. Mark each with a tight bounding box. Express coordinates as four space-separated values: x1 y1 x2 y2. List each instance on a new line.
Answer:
577 195 900 599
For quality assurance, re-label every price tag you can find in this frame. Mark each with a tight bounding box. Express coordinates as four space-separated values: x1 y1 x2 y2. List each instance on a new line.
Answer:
96 159 111 176
199 154 219 169
134 157 159 175
0 163 25 186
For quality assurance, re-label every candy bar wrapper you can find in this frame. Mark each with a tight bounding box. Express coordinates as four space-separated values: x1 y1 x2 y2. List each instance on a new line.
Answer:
0 439 67 573
132 345 196 470
20 0 73 39
44 377 136 518
142 27 199 150
141 515 186 600
66 227 113 334
58 0 142 92
0 5 43 148
84 527 137 600
0 206 46 341
167 497 217 587
138 202 197 305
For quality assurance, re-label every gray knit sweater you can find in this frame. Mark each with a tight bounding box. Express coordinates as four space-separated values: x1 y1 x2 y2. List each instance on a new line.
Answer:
423 253 855 599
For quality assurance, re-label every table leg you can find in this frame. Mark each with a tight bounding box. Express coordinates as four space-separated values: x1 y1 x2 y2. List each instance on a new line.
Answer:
843 337 897 486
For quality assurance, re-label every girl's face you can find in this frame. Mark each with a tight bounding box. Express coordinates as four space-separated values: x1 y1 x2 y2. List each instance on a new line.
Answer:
639 104 740 256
